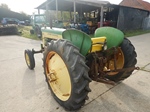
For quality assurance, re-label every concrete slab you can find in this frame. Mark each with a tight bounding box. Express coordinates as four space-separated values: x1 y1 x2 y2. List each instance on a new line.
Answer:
128 33 150 68
86 82 113 104
143 63 150 72
79 70 150 112
0 33 150 112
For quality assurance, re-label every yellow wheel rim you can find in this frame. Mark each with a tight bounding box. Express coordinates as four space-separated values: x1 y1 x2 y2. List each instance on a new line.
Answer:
105 48 124 75
25 53 30 66
45 51 71 101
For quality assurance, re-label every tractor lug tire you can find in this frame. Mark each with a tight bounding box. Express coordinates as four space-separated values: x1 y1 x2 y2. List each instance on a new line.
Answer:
43 39 91 111
24 49 35 70
106 38 137 82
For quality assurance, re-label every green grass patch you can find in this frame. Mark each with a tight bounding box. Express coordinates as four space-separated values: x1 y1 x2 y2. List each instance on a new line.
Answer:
124 29 150 37
17 26 150 40
90 29 150 38
17 26 40 40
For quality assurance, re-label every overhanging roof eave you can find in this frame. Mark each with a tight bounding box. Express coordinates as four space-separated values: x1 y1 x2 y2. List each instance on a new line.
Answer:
35 0 110 11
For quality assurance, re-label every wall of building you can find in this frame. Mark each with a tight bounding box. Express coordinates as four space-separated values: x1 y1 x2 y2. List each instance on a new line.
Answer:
142 14 150 30
117 7 149 31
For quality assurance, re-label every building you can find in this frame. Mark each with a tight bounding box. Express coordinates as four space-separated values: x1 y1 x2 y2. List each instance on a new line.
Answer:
120 0 150 12
119 0 150 30
36 0 150 31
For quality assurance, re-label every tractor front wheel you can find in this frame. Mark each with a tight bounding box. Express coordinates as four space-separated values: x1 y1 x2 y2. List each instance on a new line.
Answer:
43 39 91 111
24 49 35 70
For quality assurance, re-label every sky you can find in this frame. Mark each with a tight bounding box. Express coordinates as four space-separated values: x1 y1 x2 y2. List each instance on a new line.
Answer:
0 0 150 15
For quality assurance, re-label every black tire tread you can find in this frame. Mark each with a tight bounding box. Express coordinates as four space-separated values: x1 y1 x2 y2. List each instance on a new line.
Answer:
24 49 35 70
43 39 91 111
106 38 137 82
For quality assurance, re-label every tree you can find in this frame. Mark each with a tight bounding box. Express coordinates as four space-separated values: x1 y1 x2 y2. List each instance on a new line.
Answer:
20 11 28 16
0 3 10 10
19 11 30 20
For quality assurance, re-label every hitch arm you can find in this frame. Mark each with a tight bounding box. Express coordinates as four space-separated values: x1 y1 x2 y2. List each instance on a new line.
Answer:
105 67 140 73
32 49 43 54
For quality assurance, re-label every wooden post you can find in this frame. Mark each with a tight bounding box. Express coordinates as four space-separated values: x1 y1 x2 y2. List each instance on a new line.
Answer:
56 0 58 20
45 0 49 22
73 0 76 23
38 9 40 14
100 5 103 27
46 0 49 12
61 11 63 21
69 11 72 21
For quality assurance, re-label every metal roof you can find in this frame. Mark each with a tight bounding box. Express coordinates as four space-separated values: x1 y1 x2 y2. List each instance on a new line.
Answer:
120 0 150 11
36 0 110 12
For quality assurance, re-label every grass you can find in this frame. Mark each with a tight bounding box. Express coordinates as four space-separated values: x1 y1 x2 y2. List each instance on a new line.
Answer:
18 26 150 40
90 29 150 38
17 25 40 40
124 29 150 37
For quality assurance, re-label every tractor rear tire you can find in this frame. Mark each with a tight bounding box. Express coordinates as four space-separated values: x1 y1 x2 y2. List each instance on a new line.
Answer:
43 39 92 111
106 38 137 82
24 49 35 70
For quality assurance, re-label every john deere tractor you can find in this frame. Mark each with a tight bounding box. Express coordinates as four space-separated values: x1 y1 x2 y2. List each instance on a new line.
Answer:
24 27 139 111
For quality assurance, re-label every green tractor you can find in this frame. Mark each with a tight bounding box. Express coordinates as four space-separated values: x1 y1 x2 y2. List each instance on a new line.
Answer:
30 14 47 38
24 27 139 111
30 14 68 39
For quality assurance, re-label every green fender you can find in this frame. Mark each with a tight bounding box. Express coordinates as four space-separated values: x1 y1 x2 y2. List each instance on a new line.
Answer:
62 29 92 56
94 27 124 49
